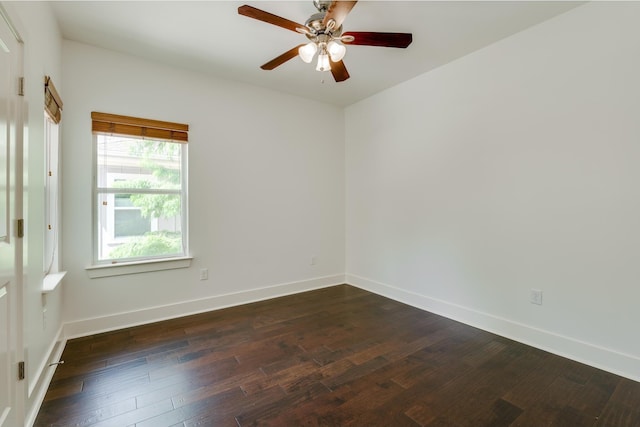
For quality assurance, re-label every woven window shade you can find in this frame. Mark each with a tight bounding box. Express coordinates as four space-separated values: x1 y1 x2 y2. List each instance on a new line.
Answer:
91 112 189 143
45 76 63 124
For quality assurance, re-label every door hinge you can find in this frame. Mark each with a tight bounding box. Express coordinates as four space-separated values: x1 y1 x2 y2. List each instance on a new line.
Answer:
18 77 24 96
18 361 25 380
16 219 24 238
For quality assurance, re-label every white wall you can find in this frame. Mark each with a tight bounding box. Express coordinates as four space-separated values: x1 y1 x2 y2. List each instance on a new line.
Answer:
0 1 65 423
346 2 640 380
61 41 345 334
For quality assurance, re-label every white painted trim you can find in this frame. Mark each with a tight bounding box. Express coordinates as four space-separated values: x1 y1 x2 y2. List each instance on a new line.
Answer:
42 271 66 293
346 274 640 383
63 274 346 339
25 326 66 427
85 256 192 278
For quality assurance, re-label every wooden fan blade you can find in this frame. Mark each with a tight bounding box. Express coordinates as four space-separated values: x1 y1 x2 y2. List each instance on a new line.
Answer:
330 59 350 82
322 1 358 29
238 5 306 33
343 32 413 48
261 45 304 70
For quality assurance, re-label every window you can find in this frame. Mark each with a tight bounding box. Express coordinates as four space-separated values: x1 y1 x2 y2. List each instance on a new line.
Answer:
44 113 60 274
44 76 65 291
92 112 189 264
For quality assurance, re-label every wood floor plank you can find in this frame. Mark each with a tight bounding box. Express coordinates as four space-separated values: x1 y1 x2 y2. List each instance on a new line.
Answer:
34 284 640 427
596 401 640 426
235 382 331 426
138 387 246 427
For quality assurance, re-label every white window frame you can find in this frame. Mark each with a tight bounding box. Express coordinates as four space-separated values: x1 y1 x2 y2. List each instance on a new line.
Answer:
44 113 60 273
89 132 190 276
43 113 66 292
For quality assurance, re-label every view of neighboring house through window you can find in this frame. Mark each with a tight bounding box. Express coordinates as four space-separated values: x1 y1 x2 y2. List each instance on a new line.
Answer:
92 112 188 263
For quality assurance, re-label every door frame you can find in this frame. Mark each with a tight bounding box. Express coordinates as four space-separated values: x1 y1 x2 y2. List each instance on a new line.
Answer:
0 4 25 426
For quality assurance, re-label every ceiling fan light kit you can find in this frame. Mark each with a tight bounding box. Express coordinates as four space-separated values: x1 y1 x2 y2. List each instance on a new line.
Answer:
238 0 412 82
327 41 347 62
316 50 331 72
299 42 317 63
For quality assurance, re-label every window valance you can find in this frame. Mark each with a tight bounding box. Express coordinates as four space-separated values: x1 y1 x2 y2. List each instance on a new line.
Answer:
45 76 63 124
91 112 189 143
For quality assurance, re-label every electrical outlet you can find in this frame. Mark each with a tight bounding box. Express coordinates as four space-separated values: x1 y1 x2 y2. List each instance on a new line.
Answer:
310 256 317 266
530 288 543 305
200 268 209 281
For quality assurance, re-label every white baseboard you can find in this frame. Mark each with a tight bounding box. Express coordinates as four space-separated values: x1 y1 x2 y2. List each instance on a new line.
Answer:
25 326 66 427
346 273 640 383
63 274 346 339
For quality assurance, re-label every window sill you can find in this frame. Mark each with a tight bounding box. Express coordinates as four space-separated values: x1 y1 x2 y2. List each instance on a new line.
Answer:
86 256 193 278
43 271 67 293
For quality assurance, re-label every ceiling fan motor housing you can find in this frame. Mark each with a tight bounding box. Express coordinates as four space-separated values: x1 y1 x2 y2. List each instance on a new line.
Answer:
305 13 342 36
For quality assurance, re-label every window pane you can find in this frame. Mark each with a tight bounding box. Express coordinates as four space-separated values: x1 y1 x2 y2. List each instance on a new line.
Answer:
94 128 187 264
45 114 61 273
97 135 181 190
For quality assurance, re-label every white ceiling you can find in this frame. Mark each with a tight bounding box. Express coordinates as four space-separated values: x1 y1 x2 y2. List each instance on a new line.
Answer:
50 1 582 107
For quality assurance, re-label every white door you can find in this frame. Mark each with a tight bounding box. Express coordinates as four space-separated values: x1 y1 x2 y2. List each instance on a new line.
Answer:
0 11 23 427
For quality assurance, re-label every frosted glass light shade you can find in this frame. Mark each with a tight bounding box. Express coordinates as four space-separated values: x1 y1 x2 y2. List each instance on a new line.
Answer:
327 41 346 62
299 42 317 63
316 53 331 71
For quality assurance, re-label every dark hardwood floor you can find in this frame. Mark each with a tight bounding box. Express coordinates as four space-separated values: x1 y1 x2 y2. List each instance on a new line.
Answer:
35 285 640 426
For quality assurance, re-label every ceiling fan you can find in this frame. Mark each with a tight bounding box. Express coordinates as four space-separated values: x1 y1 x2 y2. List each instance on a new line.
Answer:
238 0 413 82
